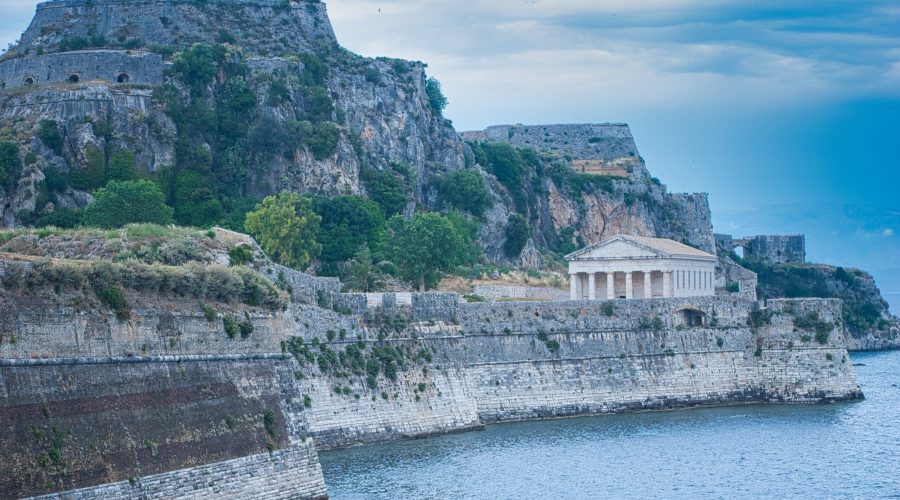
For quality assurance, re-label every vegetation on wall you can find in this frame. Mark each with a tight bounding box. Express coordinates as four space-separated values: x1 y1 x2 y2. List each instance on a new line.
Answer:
82 180 174 229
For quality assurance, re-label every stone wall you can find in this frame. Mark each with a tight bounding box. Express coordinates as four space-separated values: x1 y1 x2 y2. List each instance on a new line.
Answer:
0 50 165 90
461 123 640 164
718 233 806 264
472 284 569 302
0 356 326 499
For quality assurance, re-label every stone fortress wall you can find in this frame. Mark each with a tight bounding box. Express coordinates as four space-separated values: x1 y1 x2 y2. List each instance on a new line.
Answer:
0 50 166 90
717 233 806 264
0 259 863 498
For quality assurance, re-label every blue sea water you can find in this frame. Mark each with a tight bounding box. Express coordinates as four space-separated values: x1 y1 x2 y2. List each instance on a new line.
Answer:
319 350 900 499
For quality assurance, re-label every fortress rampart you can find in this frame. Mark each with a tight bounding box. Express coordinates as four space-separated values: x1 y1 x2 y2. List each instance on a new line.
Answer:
0 50 165 90
0 259 863 498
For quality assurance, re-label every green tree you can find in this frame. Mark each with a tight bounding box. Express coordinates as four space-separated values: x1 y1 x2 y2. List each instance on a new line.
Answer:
173 171 224 227
360 166 408 217
107 150 138 182
82 180 174 228
387 212 468 291
504 213 530 258
244 192 322 269
313 195 385 275
69 145 107 190
341 246 385 293
0 141 20 187
435 168 491 217
425 77 448 114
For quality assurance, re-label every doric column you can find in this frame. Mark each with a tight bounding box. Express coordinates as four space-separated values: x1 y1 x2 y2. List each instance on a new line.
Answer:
606 272 615 300
643 272 651 299
588 273 596 301
625 272 633 299
570 273 578 301
663 271 671 298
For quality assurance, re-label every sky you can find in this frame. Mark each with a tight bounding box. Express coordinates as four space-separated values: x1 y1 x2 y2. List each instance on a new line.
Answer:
2 1 899 305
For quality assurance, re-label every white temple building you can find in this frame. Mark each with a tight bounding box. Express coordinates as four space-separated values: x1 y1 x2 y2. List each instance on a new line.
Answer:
565 235 717 300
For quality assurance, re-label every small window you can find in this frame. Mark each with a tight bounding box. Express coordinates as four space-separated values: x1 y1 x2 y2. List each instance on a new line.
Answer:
67 74 80 83
117 73 130 83
24 77 34 86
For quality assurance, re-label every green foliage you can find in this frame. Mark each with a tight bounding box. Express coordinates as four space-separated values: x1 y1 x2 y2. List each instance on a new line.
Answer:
835 266 855 285
224 316 239 339
289 120 340 160
37 120 64 156
748 309 773 329
263 409 277 438
69 145 107 190
468 141 536 212
298 52 329 86
0 141 20 188
716 336 724 348
504 213 530 258
107 150 138 182
200 302 217 321
387 212 471 290
313 195 385 271
83 180 174 228
360 166 409 218
434 168 491 217
425 77 448 114
35 208 82 229
96 286 131 320
601 301 615 317
244 192 322 269
171 171 224 227
171 44 227 95
229 245 255 266
239 320 254 339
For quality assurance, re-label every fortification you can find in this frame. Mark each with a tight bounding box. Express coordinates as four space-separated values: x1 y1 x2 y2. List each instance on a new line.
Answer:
0 0 337 90
717 233 806 264
0 250 864 498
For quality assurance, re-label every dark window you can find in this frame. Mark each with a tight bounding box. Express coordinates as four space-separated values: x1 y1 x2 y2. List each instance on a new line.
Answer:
117 73 130 83
67 74 80 83
24 77 34 86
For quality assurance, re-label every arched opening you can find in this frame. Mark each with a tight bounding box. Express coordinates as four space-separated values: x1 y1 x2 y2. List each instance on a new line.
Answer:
680 308 707 327
24 77 34 86
734 246 745 260
67 74 80 83
117 73 130 83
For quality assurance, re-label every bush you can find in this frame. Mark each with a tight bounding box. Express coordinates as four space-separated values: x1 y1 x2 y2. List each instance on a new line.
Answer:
83 180 174 228
239 320 254 339
360 166 408 218
96 286 131 320
716 336 724 348
229 245 254 266
434 169 491 217
200 302 217 321
425 77 448 114
504 213 530 258
37 120 64 156
223 316 239 339
0 141 20 187
244 192 321 269
263 409 277 438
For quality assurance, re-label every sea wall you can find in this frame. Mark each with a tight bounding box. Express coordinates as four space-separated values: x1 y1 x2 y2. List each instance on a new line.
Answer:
0 280 863 498
293 296 862 449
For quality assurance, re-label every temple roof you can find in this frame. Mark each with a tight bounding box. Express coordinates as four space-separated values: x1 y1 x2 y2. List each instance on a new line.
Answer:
565 235 716 261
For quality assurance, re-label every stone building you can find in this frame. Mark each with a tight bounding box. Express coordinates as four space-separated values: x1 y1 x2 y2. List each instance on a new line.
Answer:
566 235 717 300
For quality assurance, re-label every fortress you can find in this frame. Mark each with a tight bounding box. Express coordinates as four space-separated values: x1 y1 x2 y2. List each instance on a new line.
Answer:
0 233 864 498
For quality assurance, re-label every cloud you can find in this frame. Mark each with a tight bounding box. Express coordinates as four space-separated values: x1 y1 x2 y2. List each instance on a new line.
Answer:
884 228 894 237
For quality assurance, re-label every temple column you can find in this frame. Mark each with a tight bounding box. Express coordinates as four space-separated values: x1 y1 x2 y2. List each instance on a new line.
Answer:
625 272 633 299
663 272 671 298
588 273 596 301
606 272 615 300
570 274 578 301
643 272 651 299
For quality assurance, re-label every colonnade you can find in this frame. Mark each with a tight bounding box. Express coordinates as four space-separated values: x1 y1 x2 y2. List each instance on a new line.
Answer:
569 269 715 300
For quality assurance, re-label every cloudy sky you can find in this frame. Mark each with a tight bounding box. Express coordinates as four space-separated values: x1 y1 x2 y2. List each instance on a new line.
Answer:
2 1 899 301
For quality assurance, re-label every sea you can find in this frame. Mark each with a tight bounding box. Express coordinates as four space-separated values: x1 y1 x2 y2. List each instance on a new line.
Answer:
320 350 900 499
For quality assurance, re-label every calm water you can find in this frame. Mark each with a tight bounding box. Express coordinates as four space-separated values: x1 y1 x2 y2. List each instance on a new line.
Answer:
319 350 900 499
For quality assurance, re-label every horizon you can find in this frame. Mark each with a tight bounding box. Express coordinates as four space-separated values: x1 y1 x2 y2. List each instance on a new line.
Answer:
2 0 898 310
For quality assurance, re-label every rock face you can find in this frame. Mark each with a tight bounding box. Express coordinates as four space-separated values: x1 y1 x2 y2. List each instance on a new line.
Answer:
0 0 465 227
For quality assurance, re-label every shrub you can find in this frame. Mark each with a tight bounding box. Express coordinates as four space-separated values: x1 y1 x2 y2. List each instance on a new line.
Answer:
200 302 217 321
434 169 491 217
716 336 724 348
238 320 254 338
425 77 448 114
223 317 238 339
244 192 321 269
360 166 408 218
263 409 277 438
83 180 174 228
0 141 20 187
96 286 131 320
37 120 64 155
229 245 254 266
825 353 834 361
504 213 530 258
601 301 615 317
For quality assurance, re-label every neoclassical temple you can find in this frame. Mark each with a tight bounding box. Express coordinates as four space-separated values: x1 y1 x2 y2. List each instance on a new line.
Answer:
566 235 717 300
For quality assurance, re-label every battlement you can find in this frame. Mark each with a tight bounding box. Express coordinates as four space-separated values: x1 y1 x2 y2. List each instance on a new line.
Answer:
0 50 165 90
461 123 639 162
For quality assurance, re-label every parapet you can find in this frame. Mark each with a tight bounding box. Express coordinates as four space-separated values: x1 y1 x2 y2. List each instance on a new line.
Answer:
461 123 639 163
